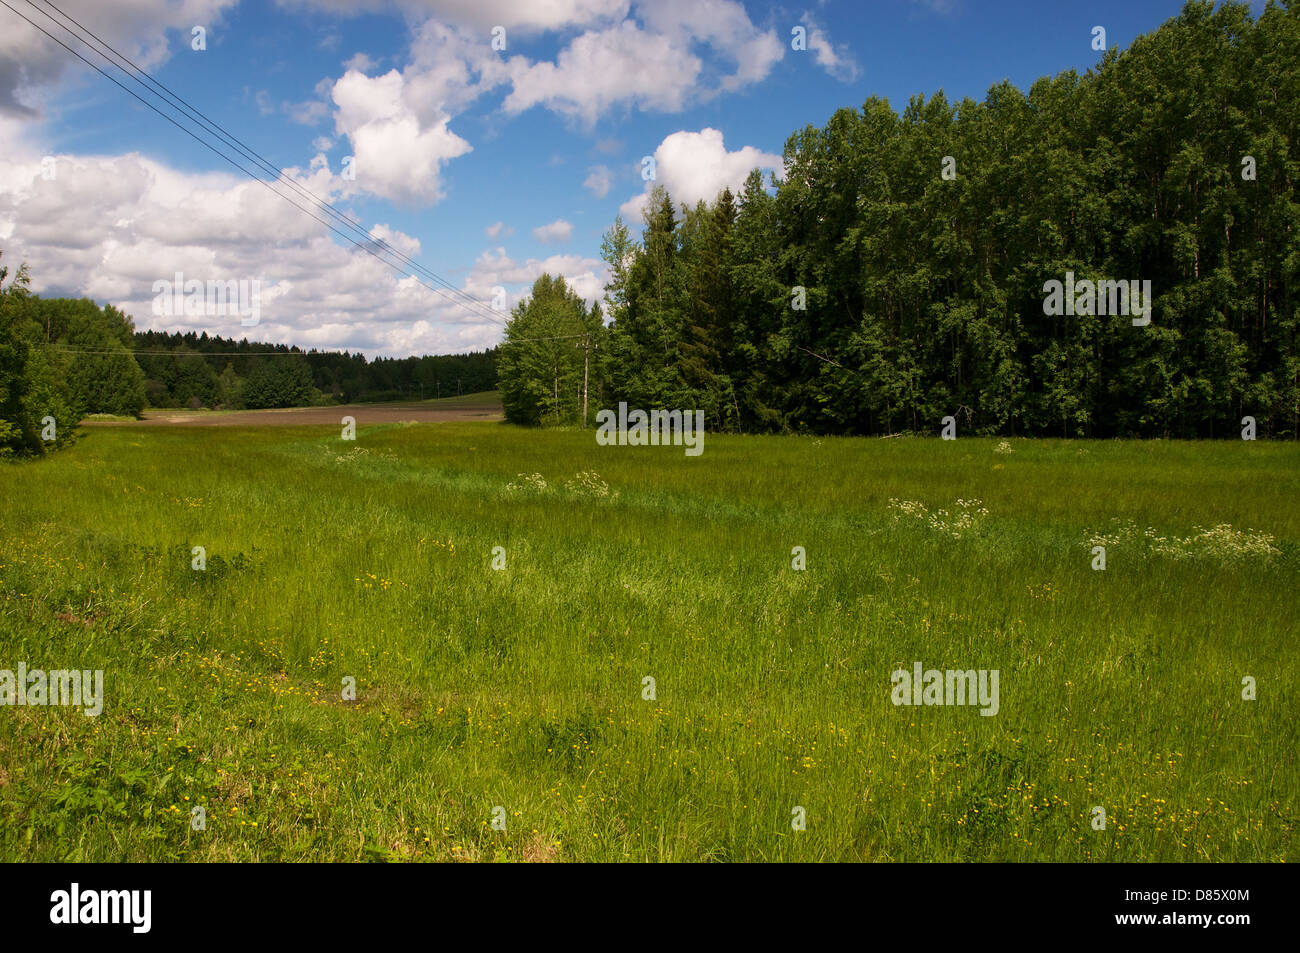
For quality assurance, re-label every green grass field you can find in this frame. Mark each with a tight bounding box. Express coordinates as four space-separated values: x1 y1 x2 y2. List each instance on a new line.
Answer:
1 419 1296 861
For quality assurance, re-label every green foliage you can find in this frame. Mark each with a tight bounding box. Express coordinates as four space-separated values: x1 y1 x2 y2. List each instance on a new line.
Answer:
497 273 602 426
25 298 147 418
0 254 79 456
555 2 1300 438
242 356 317 409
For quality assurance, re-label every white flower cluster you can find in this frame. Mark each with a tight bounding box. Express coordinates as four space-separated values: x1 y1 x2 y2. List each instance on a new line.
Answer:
888 497 990 539
564 471 617 499
994 440 1014 455
506 471 618 501
1085 517 1279 563
505 472 549 493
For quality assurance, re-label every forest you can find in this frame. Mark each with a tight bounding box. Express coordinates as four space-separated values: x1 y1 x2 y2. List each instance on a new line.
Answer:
499 1 1299 438
131 330 497 410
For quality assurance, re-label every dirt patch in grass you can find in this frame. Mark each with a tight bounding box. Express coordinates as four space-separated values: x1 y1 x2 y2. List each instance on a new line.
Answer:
83 398 502 428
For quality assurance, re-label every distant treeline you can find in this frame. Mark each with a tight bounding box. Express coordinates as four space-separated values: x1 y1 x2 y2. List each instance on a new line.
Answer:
0 262 498 456
500 1 1299 438
132 330 497 409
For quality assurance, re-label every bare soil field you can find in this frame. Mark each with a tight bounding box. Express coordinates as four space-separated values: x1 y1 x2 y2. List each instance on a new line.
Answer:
83 397 503 428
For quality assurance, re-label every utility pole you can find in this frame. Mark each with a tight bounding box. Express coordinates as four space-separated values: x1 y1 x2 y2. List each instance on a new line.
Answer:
582 332 590 428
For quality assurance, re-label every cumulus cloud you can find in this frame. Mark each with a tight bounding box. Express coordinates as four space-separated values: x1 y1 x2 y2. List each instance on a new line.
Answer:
500 0 781 125
468 246 605 307
583 165 613 198
427 0 630 31
619 128 782 222
502 21 701 125
278 0 631 33
0 132 517 356
282 1 785 209
485 221 513 238
316 18 527 205
532 219 573 243
330 66 474 206
637 0 784 92
0 0 238 117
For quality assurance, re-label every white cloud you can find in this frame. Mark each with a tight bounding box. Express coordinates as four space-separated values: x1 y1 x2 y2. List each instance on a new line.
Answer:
500 0 781 125
284 77 336 126
425 0 630 31
343 52 380 72
637 0 784 92
287 99 330 125
532 219 573 243
280 1 785 201
367 222 422 258
0 0 239 117
803 15 860 82
330 66 474 206
485 220 513 238
279 0 630 32
619 128 782 222
316 18 530 205
0 134 515 357
583 165 613 198
468 247 605 308
502 21 701 125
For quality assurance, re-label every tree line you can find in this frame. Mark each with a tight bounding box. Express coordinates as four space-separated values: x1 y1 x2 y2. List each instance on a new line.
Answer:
0 255 498 457
132 331 496 409
499 1 1299 438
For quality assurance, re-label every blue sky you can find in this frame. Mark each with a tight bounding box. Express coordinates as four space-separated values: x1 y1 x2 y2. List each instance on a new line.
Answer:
0 0 1262 356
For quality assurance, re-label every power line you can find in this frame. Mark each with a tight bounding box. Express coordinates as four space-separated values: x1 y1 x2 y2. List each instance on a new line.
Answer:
43 344 497 357
7 0 585 350
46 345 326 357
498 333 587 343
4 0 506 328
31 0 498 323
44 332 587 357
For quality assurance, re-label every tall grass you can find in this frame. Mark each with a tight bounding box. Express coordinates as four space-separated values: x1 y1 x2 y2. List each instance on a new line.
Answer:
0 423 1295 861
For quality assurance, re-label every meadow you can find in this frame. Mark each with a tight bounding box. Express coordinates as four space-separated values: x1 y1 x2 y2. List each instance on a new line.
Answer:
0 402 1296 861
